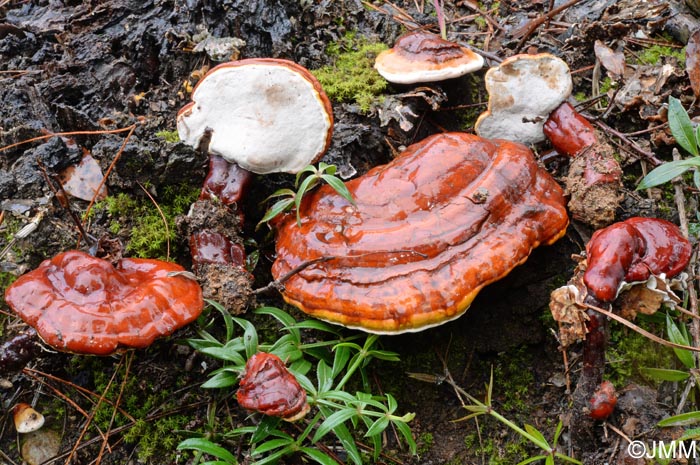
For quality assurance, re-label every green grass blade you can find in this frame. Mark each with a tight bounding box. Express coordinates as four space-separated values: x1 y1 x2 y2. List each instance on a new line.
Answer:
668 96 699 156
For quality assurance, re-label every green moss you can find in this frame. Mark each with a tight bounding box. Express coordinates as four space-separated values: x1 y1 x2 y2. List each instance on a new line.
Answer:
86 359 193 463
155 130 180 143
491 346 535 412
97 184 199 259
636 44 686 66
607 322 676 386
311 32 389 113
417 432 434 455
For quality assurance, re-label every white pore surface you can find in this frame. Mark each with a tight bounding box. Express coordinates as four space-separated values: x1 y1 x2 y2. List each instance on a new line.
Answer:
177 64 332 174
475 55 572 145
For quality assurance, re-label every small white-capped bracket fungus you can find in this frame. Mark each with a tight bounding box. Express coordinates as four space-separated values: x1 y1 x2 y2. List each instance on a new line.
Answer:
374 31 484 84
177 58 334 174
13 403 45 433
475 53 572 145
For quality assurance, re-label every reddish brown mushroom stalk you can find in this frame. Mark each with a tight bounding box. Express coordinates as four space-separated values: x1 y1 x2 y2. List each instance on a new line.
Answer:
584 217 692 302
272 132 569 333
4 250 204 356
236 352 309 421
543 102 622 229
199 154 253 206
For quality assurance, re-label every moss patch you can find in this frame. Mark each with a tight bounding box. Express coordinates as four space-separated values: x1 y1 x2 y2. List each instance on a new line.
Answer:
636 44 685 66
311 32 389 113
155 130 180 143
97 183 199 259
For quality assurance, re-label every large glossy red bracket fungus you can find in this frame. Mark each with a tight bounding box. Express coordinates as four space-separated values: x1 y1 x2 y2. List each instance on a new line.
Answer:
177 58 333 175
236 352 309 421
4 250 204 355
584 217 691 302
374 31 484 84
272 132 569 333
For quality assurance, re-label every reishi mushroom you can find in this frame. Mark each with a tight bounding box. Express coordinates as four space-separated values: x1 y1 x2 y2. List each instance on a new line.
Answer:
583 217 692 302
177 58 333 175
475 53 572 145
544 102 622 229
4 250 204 355
374 30 484 84
236 352 309 421
272 132 569 333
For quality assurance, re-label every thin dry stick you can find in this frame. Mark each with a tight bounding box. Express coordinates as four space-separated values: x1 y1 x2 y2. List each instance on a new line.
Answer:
82 124 137 225
64 354 125 465
512 0 583 47
21 369 102 433
672 148 700 375
95 352 134 465
0 126 136 154
593 119 663 166
23 367 136 423
137 181 170 260
584 302 700 353
459 1 504 32
42 401 209 465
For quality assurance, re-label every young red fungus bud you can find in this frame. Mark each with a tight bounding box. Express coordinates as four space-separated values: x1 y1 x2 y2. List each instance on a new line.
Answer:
236 352 309 421
588 380 617 420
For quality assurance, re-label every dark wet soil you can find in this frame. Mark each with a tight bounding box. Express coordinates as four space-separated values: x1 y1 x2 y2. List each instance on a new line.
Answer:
1 0 699 464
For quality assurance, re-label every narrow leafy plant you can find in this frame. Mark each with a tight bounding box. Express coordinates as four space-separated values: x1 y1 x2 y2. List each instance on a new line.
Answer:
455 370 582 465
259 162 355 228
638 96 700 190
177 301 416 465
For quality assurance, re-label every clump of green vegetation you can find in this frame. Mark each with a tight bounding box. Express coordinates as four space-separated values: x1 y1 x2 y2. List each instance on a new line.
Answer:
85 359 193 463
155 130 180 143
607 324 676 386
636 44 686 66
311 32 389 113
178 303 416 465
417 432 434 455
98 183 199 259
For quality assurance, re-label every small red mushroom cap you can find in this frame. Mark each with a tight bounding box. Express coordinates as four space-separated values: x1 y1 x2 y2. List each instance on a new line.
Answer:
236 352 309 421
543 102 597 157
13 403 45 433
588 380 617 421
584 218 692 302
4 250 204 355
374 31 484 84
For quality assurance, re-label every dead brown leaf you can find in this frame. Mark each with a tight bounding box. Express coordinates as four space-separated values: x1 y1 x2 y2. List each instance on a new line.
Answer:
594 40 625 78
686 29 700 98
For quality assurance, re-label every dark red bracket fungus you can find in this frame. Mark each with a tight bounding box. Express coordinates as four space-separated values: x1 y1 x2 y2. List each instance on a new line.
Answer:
177 58 333 175
544 102 622 229
272 132 569 334
236 352 309 422
584 217 692 303
4 250 204 356
374 30 484 84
